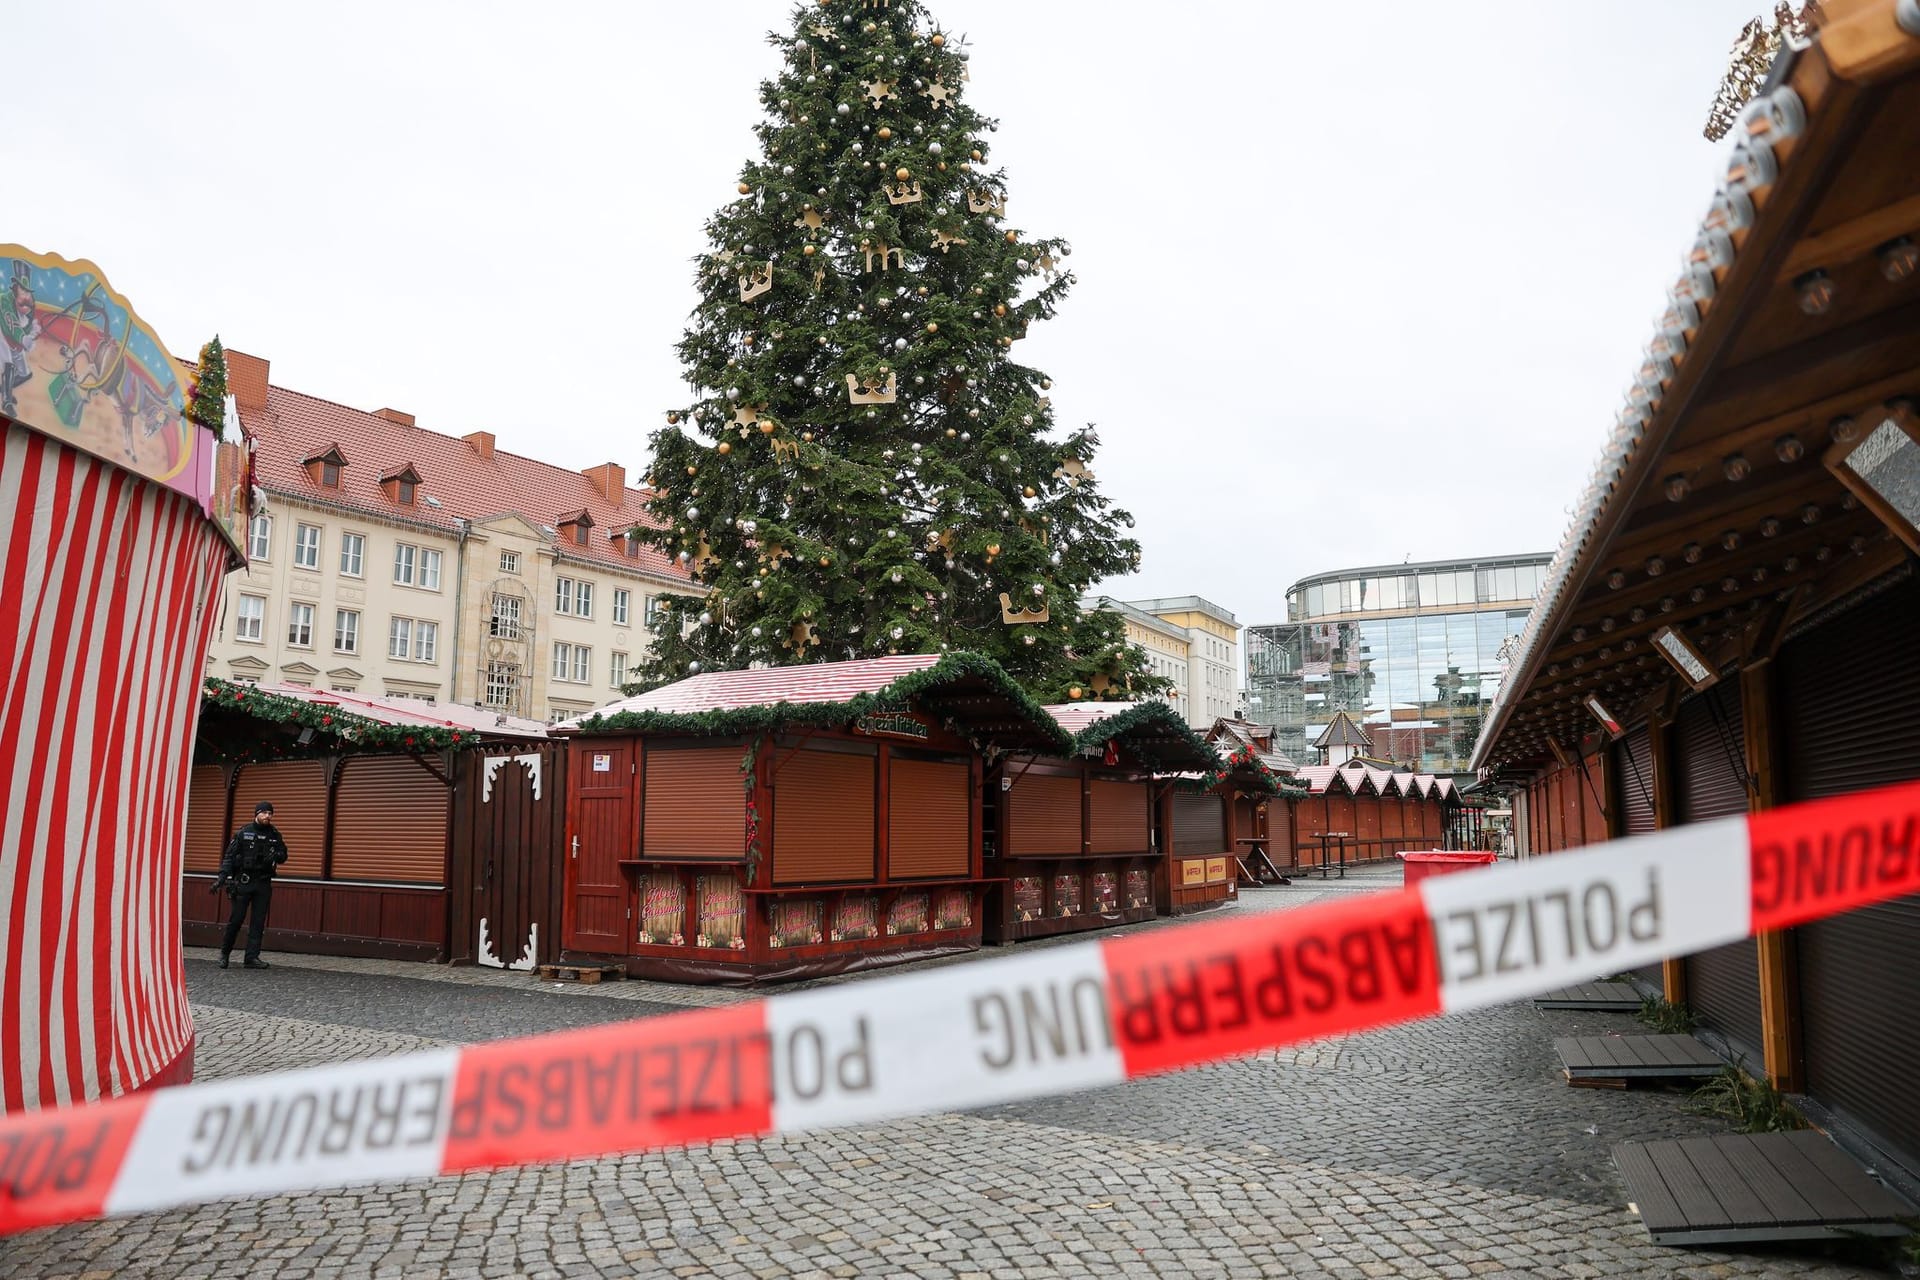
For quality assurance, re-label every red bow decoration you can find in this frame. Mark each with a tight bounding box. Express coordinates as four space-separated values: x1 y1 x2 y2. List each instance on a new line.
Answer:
1103 739 1119 767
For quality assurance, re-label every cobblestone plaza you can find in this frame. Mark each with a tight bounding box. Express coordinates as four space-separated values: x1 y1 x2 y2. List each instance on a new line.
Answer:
3 872 1883 1279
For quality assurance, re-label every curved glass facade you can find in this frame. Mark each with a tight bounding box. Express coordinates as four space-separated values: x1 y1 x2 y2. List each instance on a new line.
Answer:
1247 555 1551 777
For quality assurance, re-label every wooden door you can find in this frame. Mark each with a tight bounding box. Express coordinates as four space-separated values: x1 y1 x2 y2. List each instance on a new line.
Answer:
458 745 565 970
564 739 633 954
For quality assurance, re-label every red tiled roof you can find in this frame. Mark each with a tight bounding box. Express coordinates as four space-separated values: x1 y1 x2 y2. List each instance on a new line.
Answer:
254 682 548 739
1043 701 1138 734
239 378 690 585
576 655 944 718
1292 760 1455 800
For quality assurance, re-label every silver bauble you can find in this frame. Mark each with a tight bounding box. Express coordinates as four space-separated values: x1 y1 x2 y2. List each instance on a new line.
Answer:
686 506 700 519
894 337 908 351
689 661 702 673
699 611 712 625
928 141 942 155
726 387 740 400
751 626 762 637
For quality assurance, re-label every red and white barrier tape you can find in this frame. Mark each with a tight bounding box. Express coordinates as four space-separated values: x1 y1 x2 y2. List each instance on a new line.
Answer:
4 778 1918 1237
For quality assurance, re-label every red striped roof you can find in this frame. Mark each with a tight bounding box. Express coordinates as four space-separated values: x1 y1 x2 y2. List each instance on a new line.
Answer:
1042 700 1145 734
254 683 549 738
578 655 946 718
237 375 690 584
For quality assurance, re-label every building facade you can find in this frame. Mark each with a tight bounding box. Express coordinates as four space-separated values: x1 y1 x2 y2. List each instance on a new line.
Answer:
207 350 690 721
1114 596 1240 728
1244 555 1550 776
1082 595 1190 716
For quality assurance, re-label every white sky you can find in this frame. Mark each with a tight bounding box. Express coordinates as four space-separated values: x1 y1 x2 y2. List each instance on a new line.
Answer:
16 1 1767 627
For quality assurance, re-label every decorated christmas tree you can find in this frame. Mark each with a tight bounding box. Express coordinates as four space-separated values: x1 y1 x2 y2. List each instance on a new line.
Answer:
636 0 1164 703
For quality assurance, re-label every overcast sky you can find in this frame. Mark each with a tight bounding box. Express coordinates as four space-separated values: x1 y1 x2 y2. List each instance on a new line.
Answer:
17 1 1768 626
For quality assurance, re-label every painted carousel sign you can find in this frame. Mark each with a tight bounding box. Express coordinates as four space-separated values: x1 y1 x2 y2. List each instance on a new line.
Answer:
1 243 245 554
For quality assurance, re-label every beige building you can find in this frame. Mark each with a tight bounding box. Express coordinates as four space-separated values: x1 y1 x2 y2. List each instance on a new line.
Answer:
208 351 691 721
1119 596 1242 728
1083 595 1191 716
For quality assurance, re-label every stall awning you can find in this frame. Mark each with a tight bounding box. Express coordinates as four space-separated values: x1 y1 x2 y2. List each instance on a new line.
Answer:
1046 701 1225 774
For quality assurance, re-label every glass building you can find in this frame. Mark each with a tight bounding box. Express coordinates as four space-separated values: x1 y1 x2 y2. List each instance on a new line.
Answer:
1244 554 1552 778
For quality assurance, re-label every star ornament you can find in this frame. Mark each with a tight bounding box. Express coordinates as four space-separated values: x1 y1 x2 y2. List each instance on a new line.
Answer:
862 77 896 107
794 206 825 232
924 79 953 108
931 229 968 253
731 405 763 434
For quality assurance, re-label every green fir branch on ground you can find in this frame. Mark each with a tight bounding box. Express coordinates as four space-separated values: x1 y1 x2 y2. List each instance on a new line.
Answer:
1637 995 1697 1035
1690 1066 1808 1134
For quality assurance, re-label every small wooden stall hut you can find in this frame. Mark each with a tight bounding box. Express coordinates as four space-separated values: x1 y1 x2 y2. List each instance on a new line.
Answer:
183 681 556 964
555 653 1068 983
1205 717 1306 881
985 701 1222 941
1292 760 1458 870
2 243 246 1109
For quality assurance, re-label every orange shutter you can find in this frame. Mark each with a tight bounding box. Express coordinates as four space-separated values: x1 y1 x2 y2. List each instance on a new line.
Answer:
887 757 969 879
773 750 875 884
184 766 229 873
1171 793 1224 854
1088 780 1149 854
230 761 326 878
332 756 449 883
644 747 746 859
1007 772 1082 855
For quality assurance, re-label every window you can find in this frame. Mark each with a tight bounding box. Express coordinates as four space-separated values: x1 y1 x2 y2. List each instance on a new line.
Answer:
287 602 315 648
292 523 321 570
611 650 629 688
389 616 412 659
555 576 593 617
553 641 590 683
490 593 523 640
573 523 589 547
334 609 360 653
247 515 271 561
644 595 665 630
235 594 265 642
485 661 520 709
391 543 441 590
388 616 438 662
393 543 416 585
500 550 520 574
339 531 365 577
613 589 631 626
320 460 340 488
416 620 438 663
398 479 416 505
420 548 442 591
329 685 356 693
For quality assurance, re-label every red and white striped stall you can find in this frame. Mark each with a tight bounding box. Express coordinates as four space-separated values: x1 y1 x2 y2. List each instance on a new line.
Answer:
0 244 243 1111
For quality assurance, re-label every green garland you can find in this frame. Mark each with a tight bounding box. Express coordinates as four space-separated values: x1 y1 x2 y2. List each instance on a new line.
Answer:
200 678 474 758
572 651 1073 755
188 337 229 437
1065 700 1223 773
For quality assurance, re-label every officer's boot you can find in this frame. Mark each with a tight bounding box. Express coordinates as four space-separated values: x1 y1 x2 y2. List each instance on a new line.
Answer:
218 953 230 969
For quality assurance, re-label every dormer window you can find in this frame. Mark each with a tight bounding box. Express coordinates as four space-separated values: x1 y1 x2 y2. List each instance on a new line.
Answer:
618 527 643 558
379 463 422 506
301 445 349 489
556 509 595 548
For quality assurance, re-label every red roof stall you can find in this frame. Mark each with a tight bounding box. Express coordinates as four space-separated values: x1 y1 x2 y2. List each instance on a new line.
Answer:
1293 761 1460 869
556 654 1069 983
985 702 1220 942
2 244 247 1110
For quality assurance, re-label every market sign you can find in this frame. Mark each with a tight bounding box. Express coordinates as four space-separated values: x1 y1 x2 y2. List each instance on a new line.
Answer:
854 711 930 741
1 243 243 554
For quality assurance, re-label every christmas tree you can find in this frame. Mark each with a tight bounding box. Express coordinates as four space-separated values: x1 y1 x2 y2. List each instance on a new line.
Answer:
636 0 1164 704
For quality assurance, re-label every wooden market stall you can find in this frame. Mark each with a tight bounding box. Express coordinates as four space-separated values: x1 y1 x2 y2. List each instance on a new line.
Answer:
182 681 557 965
1 243 247 1109
555 653 1069 983
1472 3 1920 1189
1291 761 1458 870
984 701 1222 939
1206 717 1307 880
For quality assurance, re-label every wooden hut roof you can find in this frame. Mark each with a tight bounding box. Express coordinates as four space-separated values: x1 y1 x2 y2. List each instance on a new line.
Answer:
1044 700 1224 773
1475 3 1920 772
1313 711 1374 751
559 653 1072 755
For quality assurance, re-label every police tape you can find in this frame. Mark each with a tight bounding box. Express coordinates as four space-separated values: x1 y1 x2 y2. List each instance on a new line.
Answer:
3 777 1918 1237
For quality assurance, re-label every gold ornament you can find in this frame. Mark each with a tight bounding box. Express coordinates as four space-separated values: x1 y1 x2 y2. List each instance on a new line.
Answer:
945 428 957 438
931 32 945 46
999 593 1050 624
667 411 681 424
925 321 938 334
801 430 815 441
1005 230 1019 244
1023 486 1036 498
819 556 831 567
739 260 774 302
970 149 982 161
759 419 778 435
803 243 817 256
877 126 893 141
1068 686 1083 700
846 371 899 404
993 303 1006 317
895 166 912 181
717 442 732 455
737 182 751 195
985 542 1000 557
685 465 698 476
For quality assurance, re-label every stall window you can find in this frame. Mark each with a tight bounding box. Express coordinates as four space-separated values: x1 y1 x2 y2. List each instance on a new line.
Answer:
644 748 746 859
773 750 875 884
887 757 969 878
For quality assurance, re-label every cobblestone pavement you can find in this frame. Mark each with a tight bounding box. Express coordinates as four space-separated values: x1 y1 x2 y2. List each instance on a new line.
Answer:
5 868 1889 1278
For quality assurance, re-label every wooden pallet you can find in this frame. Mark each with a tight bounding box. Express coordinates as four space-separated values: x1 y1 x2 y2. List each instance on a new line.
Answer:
1615 1131 1912 1245
1555 1034 1726 1083
1533 981 1642 1010
535 963 623 984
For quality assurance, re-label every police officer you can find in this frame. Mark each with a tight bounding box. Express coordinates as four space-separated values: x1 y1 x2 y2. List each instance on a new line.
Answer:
215 800 289 969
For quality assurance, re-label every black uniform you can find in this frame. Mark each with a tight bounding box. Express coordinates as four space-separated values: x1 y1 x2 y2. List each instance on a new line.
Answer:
218 819 289 965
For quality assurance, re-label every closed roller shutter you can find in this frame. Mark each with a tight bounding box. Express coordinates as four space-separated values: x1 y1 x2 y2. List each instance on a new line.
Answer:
1089 779 1149 854
1676 683 1761 1061
184 766 229 873
1356 796 1381 844
645 747 744 860
1324 793 1356 839
888 757 969 879
230 761 326 878
1007 772 1082 856
1172 793 1224 854
332 756 448 884
1613 727 1661 986
1383 798 1405 848
1779 575 1920 1169
773 750 874 884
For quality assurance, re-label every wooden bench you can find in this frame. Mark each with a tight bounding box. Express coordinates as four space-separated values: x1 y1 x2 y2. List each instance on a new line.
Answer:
1533 981 1642 1010
1614 1131 1912 1245
1555 1034 1725 1084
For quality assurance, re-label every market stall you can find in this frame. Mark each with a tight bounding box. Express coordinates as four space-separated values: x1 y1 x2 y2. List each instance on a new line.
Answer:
1293 761 1459 870
985 701 1222 939
1 243 246 1109
556 653 1068 983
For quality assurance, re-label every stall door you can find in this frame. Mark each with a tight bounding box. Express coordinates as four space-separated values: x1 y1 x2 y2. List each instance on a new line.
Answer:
1779 576 1920 1169
1675 684 1761 1062
1613 726 1662 988
564 739 632 954
464 745 564 971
